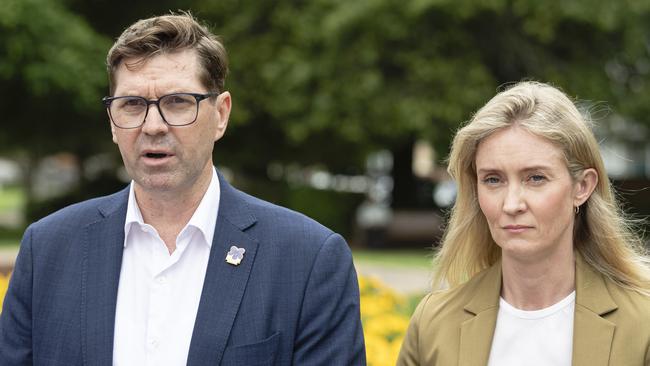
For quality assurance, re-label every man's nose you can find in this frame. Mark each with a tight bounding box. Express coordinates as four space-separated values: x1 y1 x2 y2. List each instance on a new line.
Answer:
141 104 169 135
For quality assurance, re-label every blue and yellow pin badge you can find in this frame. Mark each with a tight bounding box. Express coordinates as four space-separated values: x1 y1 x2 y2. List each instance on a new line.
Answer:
226 246 246 266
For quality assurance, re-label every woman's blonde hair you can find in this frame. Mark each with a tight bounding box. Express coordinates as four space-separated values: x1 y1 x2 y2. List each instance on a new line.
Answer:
435 81 650 295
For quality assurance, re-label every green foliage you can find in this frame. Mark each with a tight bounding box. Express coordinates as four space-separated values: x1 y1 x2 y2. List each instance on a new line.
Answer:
0 0 112 158
0 186 24 213
283 186 365 237
0 0 109 107
193 0 650 170
2 0 650 221
0 227 23 247
3 0 650 165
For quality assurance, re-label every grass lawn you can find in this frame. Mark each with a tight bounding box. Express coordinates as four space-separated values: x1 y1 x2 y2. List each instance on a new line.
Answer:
352 249 434 269
0 186 24 212
0 240 19 248
0 186 25 249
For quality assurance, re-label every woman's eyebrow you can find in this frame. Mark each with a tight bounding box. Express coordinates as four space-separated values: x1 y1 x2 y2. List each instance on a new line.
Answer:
476 165 554 175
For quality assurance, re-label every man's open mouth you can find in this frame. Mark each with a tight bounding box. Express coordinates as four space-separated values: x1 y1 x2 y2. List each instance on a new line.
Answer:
145 152 170 159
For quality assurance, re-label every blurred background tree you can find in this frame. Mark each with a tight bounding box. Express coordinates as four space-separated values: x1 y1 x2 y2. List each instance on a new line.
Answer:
0 0 112 218
1 0 649 241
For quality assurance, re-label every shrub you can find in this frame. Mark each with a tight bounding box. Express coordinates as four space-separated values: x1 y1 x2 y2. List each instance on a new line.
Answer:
0 273 8 313
359 275 421 366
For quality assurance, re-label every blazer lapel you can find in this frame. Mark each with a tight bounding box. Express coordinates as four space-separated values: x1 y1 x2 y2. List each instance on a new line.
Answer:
81 189 128 366
459 262 502 366
572 255 617 366
187 175 259 366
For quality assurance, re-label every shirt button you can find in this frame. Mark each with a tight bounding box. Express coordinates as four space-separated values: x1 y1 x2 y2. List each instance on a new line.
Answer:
156 276 167 284
149 339 159 348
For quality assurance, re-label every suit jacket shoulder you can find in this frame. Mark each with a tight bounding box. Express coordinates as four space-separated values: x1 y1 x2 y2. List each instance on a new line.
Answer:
573 255 650 366
226 186 336 252
397 262 502 366
28 188 128 238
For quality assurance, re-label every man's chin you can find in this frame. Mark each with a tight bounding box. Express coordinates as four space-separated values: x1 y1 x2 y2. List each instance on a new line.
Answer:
132 174 179 193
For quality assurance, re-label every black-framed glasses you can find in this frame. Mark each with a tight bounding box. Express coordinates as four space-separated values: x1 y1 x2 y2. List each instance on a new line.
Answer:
102 92 220 129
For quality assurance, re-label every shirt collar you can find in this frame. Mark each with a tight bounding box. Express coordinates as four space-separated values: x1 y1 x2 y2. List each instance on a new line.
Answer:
185 167 220 247
123 167 221 248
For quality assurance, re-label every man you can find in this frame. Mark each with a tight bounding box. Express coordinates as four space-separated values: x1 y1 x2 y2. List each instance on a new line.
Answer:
0 13 366 365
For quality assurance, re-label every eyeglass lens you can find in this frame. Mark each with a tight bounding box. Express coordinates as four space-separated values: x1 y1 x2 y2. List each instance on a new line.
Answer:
109 93 199 128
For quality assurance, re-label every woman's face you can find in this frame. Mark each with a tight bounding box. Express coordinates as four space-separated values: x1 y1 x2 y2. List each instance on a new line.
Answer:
475 126 592 262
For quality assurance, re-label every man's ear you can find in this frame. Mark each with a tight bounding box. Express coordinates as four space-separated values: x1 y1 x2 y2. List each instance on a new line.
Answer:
213 91 231 142
109 112 118 144
574 168 598 207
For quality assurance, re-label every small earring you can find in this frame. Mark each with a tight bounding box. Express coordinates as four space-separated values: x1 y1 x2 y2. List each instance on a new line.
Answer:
574 205 580 215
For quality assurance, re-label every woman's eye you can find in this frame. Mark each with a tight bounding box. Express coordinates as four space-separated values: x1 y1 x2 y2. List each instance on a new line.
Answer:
529 175 546 183
482 177 500 184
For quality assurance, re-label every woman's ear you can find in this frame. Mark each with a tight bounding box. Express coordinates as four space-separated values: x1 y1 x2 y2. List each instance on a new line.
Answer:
574 168 598 207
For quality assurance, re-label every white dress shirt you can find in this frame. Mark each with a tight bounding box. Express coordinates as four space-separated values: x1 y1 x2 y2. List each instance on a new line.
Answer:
113 168 220 366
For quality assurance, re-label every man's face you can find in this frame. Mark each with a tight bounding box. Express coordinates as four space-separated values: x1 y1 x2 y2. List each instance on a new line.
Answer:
110 49 231 197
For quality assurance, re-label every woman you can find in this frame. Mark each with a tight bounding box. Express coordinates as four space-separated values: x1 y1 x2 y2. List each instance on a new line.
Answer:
397 81 650 365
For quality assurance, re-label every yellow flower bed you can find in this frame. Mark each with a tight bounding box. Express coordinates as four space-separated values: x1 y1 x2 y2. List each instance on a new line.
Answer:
0 273 8 313
359 275 420 366
0 272 418 364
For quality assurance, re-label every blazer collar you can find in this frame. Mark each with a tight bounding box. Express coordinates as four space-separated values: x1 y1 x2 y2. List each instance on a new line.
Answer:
82 187 129 365
574 254 617 315
187 171 259 365
464 261 502 315
572 254 617 366
459 261 502 366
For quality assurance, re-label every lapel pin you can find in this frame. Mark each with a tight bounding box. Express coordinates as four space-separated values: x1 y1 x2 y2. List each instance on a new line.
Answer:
226 245 246 266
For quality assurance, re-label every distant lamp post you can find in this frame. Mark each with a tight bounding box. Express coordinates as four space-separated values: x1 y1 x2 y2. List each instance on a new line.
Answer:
356 150 393 248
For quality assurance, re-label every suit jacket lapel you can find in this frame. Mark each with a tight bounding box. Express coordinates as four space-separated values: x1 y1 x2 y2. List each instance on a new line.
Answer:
572 255 617 366
81 189 128 366
459 262 502 366
187 174 259 366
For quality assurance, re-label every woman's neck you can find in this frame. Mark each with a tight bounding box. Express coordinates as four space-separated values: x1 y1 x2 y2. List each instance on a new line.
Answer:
500 249 576 310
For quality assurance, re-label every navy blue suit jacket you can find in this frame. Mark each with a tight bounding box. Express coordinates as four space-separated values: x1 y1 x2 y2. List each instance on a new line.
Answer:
0 172 366 365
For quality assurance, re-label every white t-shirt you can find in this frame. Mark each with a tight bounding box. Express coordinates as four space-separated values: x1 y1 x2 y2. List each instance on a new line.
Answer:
487 291 576 366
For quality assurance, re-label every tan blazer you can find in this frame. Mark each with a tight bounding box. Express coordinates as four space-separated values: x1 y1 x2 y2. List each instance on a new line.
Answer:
397 255 650 366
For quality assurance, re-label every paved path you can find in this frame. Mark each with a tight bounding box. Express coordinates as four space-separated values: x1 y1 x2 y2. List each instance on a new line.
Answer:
355 262 431 295
0 247 16 272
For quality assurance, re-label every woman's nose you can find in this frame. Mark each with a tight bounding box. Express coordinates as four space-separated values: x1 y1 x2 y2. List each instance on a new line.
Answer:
502 184 526 215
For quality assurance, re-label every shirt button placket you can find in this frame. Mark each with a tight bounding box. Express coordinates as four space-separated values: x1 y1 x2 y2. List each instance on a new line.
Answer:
147 274 168 365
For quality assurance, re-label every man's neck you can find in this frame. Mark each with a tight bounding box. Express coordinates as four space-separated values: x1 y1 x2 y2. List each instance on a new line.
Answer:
133 169 213 254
